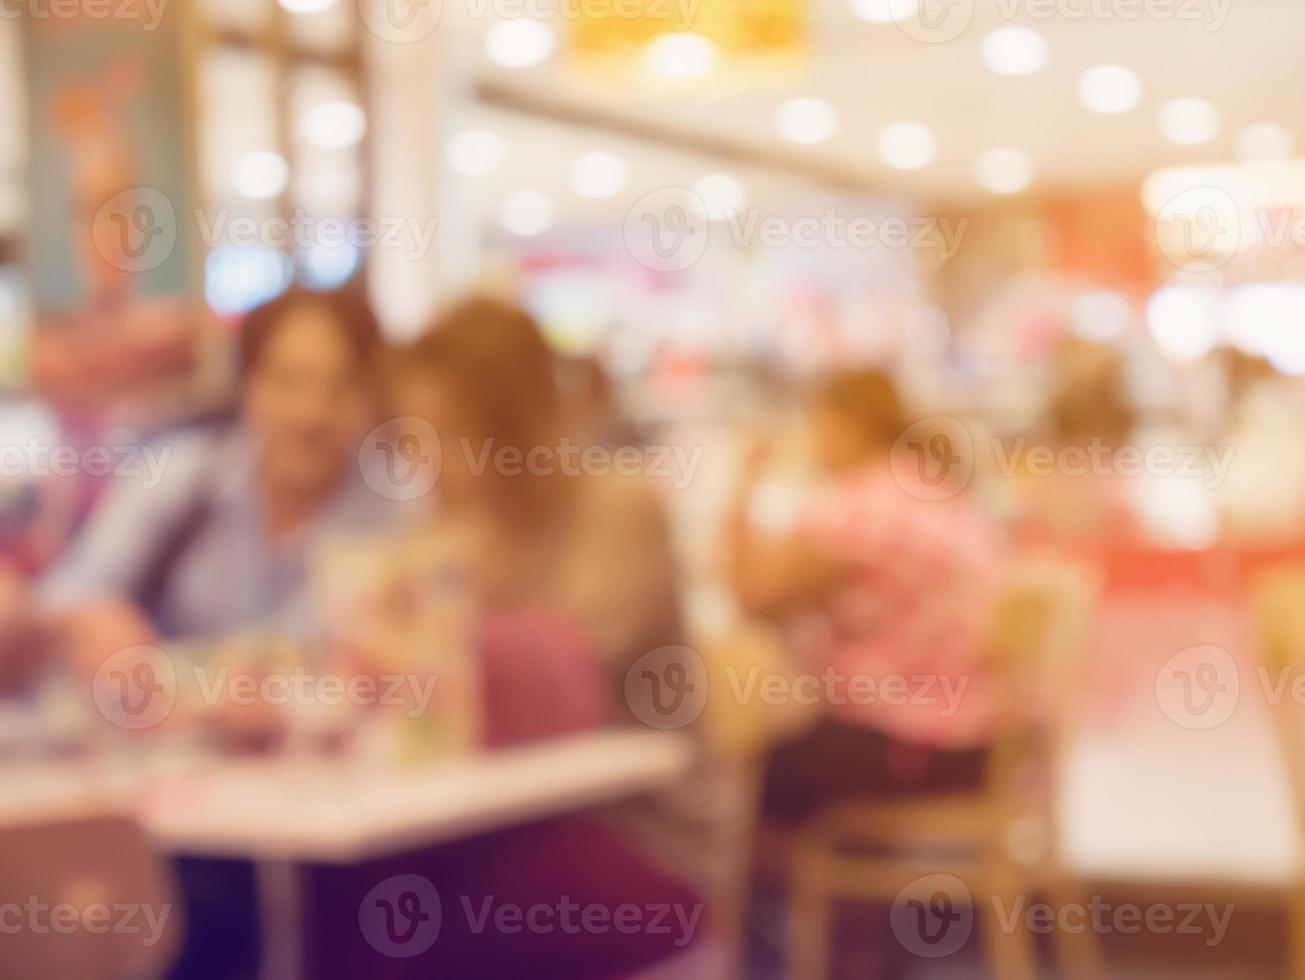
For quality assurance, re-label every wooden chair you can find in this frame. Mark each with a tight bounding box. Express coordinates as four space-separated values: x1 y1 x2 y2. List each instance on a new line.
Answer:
1253 567 1305 980
626 619 786 980
0 811 183 980
787 559 1106 980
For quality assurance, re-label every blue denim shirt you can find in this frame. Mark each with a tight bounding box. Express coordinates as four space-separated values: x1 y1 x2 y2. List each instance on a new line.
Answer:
38 425 418 640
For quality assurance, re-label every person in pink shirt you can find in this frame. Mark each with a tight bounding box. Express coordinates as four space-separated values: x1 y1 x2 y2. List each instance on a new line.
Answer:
725 368 1004 823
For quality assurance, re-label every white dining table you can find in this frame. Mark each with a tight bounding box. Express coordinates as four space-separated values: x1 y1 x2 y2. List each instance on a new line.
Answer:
0 728 698 980
1059 710 1303 891
7 712 1301 970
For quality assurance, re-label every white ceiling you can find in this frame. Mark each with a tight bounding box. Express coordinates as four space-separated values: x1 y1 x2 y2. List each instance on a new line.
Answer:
447 0 1305 205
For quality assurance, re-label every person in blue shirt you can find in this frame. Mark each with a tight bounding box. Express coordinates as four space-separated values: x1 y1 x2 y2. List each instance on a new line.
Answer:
2 284 413 980
28 285 413 658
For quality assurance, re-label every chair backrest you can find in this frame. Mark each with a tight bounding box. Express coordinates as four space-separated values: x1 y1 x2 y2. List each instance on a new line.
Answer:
0 811 183 980
1253 567 1305 838
982 559 1098 817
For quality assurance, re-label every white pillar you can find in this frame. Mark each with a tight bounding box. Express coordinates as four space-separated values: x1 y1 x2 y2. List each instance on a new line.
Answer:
363 7 482 340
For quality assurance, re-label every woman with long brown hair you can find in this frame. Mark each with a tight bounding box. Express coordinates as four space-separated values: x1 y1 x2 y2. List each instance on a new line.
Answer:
388 296 683 698
310 296 701 980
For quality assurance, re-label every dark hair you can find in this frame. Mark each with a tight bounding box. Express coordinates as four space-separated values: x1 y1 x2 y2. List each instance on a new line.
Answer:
815 368 907 453
238 286 383 382
398 296 561 450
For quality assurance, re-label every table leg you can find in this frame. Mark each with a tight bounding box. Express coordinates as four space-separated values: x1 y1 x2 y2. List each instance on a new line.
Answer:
256 859 304 980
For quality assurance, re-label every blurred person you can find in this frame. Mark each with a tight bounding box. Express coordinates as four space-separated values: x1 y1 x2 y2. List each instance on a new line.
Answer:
1006 337 1142 547
388 297 683 694
724 369 1002 976
309 297 701 980
725 368 1002 816
558 353 642 450
0 285 410 980
15 286 407 663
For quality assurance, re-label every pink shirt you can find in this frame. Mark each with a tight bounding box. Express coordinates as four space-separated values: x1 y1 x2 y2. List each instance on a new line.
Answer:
796 464 1002 747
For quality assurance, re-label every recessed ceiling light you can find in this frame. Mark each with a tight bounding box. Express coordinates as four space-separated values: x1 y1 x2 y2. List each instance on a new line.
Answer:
776 97 839 145
1226 284 1305 372
876 122 936 170
642 33 718 80
301 101 367 149
447 129 504 177
979 27 1047 76
1146 286 1218 362
975 147 1033 194
1158 97 1220 146
849 0 919 23
485 20 555 69
1077 64 1142 114
1235 123 1294 163
231 151 289 200
278 0 338 13
499 190 555 237
691 173 746 220
569 151 628 199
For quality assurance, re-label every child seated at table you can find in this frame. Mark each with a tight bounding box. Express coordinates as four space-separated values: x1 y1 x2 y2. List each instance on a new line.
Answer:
725 368 1003 818
723 368 1004 977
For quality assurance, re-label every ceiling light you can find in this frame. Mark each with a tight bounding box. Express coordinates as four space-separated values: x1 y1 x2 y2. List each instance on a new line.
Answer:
876 122 936 170
1157 97 1220 146
1077 64 1142 114
849 0 919 23
499 190 555 237
775 97 838 145
447 129 505 177
979 27 1047 76
1146 286 1218 362
1235 124 1294 163
1230 285 1305 373
691 173 746 220
301 101 366 149
642 32 717 79
569 151 628 199
485 20 555 69
231 151 289 200
278 0 338 13
975 147 1033 194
